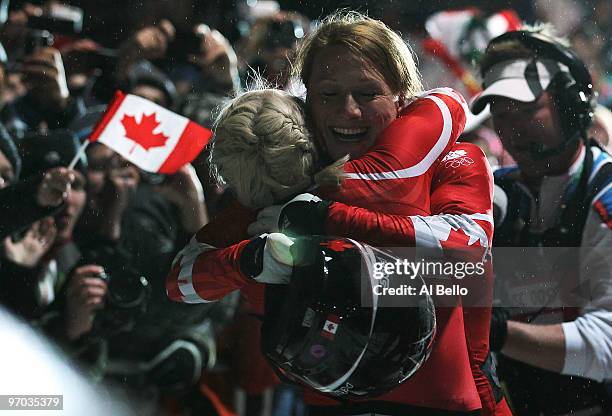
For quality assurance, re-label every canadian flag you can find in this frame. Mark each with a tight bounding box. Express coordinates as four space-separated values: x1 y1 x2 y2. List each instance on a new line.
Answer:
89 91 212 174
321 314 340 339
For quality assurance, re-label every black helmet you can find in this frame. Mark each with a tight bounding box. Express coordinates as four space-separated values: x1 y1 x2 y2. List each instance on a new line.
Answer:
262 236 436 400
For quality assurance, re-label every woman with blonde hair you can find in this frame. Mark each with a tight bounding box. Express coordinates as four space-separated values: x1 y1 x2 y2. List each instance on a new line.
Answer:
210 88 346 210
168 10 505 416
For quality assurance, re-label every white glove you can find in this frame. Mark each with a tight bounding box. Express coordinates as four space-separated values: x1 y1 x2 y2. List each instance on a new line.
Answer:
247 193 322 236
252 233 295 284
247 205 282 236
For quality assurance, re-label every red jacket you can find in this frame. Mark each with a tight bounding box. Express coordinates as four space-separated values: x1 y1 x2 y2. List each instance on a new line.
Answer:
166 89 508 414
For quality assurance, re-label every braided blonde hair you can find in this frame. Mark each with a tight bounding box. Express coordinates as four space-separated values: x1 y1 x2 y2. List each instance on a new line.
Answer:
210 88 347 208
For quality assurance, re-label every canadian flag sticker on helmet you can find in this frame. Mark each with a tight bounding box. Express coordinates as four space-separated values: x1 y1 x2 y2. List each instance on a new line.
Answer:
320 240 354 252
262 236 436 400
322 314 340 339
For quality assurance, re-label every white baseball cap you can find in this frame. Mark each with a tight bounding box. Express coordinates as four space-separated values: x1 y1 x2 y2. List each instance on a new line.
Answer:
471 58 571 114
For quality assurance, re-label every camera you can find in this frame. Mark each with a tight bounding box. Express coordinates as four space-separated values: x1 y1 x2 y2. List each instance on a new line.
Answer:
21 29 53 56
3 1 84 57
93 266 150 337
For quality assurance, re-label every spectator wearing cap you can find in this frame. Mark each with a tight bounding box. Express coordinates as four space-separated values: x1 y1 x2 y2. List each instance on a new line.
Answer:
472 27 612 415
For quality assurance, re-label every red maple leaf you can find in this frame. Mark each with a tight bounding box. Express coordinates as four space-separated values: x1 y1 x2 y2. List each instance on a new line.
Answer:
121 112 169 153
320 239 354 252
440 228 472 250
440 228 487 261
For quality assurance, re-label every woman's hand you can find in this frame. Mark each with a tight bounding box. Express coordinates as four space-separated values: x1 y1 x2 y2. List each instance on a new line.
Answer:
240 233 295 284
189 25 238 93
65 265 108 340
155 164 208 233
3 218 56 267
20 47 70 111
93 164 139 241
132 19 175 61
36 167 77 208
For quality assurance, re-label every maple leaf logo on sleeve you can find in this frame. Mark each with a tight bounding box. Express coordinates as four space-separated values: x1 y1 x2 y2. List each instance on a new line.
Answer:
121 112 169 153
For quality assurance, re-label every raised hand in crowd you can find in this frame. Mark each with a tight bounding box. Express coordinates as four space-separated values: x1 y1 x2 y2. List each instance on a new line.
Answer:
20 47 70 112
3 217 56 268
95 165 139 241
133 19 175 61
65 264 108 341
154 164 208 233
189 24 239 94
36 166 76 208
0 3 43 56
115 19 175 82
107 165 139 215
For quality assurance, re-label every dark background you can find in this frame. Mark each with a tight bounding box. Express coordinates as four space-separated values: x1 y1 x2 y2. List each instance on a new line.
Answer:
8 0 543 46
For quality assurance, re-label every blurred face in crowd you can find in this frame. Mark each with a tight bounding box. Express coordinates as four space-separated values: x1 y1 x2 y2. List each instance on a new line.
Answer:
305 45 399 160
0 150 14 189
86 143 113 195
86 143 140 197
3 72 26 105
55 171 86 242
131 84 168 107
490 90 573 179
244 14 304 87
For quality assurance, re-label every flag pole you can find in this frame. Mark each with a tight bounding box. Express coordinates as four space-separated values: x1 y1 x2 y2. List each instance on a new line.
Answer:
68 140 90 170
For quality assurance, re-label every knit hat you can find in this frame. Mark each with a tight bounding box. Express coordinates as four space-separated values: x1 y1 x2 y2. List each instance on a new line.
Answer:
127 60 178 109
18 129 87 180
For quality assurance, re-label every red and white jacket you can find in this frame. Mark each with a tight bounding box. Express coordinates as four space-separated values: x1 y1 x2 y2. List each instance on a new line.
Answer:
166 89 507 414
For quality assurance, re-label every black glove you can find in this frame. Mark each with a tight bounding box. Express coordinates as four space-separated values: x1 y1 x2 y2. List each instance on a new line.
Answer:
279 195 332 237
240 235 267 279
240 233 295 284
247 193 332 237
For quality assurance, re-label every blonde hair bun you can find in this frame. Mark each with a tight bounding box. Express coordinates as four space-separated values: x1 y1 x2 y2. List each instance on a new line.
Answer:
211 88 346 208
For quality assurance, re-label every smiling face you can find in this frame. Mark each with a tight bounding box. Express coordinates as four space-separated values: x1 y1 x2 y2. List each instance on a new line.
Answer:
305 45 400 160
